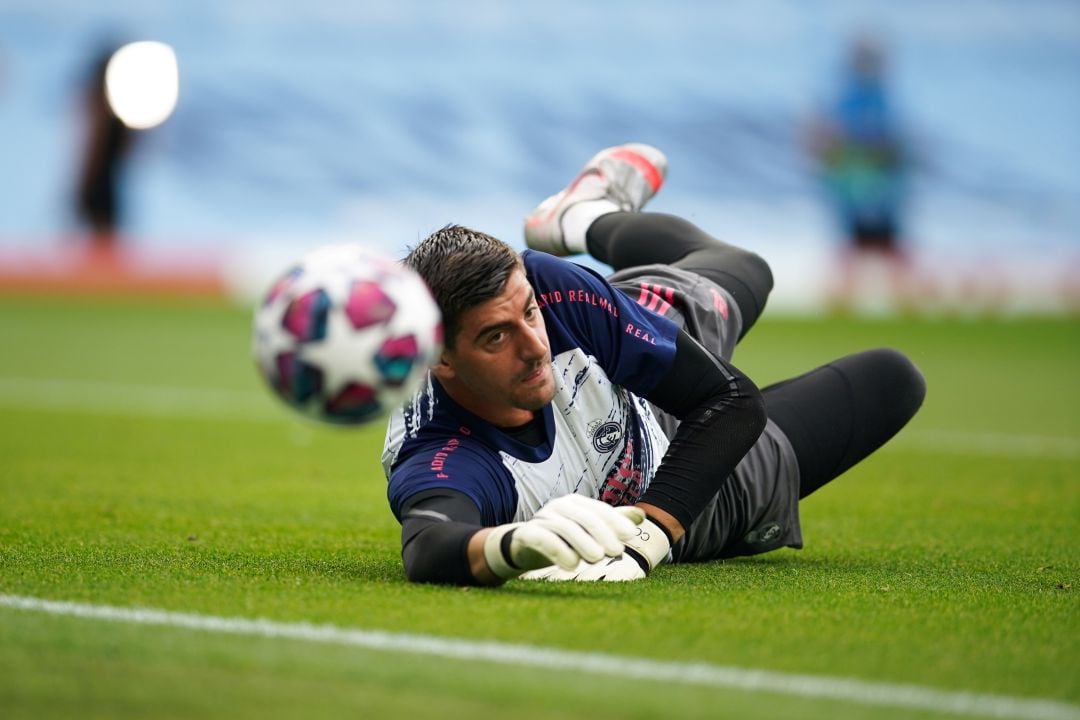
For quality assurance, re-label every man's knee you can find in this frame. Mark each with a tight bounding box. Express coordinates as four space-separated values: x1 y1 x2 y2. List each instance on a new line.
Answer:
738 249 774 302
837 348 926 429
682 245 774 320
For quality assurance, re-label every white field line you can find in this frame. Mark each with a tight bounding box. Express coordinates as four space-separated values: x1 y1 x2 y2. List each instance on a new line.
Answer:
0 376 1078 460
1 595 1076 720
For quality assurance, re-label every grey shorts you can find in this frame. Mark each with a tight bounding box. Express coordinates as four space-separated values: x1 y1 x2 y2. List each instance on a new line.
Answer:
609 264 803 562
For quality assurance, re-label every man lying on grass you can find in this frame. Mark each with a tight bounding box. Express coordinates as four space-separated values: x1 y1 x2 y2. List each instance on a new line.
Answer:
382 143 926 585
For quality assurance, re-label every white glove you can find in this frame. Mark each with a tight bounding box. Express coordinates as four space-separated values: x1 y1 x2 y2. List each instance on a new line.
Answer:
518 516 672 583
519 553 645 582
483 495 645 580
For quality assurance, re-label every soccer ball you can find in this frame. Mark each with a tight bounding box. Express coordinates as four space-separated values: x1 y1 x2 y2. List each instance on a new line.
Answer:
252 243 442 426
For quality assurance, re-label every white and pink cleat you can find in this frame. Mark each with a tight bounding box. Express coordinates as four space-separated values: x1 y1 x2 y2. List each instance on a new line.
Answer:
524 143 668 256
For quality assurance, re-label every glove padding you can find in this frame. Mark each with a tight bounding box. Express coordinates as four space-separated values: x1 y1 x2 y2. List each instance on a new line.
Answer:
519 516 672 582
482 495 645 580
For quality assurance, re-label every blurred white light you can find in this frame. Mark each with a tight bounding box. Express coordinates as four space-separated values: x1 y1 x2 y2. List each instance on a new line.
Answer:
104 41 179 130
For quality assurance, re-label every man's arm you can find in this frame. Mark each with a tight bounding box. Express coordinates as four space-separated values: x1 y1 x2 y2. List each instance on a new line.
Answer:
636 330 766 557
400 490 488 584
399 490 643 585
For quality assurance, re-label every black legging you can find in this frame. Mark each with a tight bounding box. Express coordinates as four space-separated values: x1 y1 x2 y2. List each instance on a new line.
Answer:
762 349 925 497
587 211 926 497
587 212 773 339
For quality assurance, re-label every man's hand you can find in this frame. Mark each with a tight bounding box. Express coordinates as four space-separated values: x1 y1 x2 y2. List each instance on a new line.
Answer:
481 495 645 580
518 515 673 582
519 553 645 581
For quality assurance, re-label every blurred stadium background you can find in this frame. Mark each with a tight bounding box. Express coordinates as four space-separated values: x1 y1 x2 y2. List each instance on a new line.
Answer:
0 0 1078 313
2 5 1078 717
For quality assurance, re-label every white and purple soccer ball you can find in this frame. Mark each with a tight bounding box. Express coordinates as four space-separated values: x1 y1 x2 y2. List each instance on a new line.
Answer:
252 243 442 426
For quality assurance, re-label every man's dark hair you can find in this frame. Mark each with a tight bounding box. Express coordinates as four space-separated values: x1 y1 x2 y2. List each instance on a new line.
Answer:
404 225 523 349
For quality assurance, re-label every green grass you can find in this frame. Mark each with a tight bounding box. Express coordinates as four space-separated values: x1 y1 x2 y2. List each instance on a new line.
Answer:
0 295 1077 719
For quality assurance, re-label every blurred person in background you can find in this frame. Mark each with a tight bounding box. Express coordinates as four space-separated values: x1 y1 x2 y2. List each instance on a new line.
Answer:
807 34 912 314
74 45 137 251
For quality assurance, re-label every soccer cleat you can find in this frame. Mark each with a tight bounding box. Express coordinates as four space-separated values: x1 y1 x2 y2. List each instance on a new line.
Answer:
524 143 667 256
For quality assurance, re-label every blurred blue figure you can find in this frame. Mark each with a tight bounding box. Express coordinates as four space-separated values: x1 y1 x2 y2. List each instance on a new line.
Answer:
809 35 911 312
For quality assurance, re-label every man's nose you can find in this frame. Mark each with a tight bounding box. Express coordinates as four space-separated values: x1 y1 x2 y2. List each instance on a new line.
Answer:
518 323 547 361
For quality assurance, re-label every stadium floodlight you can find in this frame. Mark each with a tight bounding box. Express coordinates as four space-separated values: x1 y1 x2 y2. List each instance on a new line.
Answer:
104 41 179 130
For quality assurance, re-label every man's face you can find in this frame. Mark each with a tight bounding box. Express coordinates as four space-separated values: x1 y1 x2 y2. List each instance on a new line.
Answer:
434 268 556 427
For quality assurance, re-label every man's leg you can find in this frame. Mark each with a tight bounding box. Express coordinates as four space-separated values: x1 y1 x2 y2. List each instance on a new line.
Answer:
587 212 772 340
762 348 926 498
676 349 925 562
522 142 772 338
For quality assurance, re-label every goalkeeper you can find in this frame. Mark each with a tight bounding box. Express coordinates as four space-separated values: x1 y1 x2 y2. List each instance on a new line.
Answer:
381 143 926 584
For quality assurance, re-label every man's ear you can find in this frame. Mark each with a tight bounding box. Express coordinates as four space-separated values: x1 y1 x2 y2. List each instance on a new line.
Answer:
430 352 455 382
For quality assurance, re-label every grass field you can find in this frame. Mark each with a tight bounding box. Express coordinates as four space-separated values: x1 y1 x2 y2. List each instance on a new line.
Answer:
0 294 1077 720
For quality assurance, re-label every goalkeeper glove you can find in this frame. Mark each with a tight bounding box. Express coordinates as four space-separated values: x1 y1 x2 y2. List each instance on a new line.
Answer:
482 495 645 580
519 516 672 582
